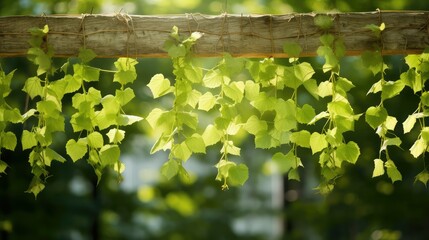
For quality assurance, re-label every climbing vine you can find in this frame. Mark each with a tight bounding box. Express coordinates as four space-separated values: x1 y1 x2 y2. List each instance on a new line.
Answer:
1 14 429 196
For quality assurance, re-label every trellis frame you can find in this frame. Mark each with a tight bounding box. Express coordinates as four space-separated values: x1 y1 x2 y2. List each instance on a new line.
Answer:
0 10 428 58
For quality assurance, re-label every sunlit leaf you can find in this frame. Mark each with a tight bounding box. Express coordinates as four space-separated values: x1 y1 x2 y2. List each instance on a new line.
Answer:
410 138 426 158
185 134 206 153
23 76 43 99
161 160 179 180
198 92 217 111
385 160 402 183
66 139 87 162
290 130 311 148
244 115 268 135
100 144 120 166
1 131 16 151
403 114 417 133
228 163 249 186
365 106 388 129
202 124 222 146
310 132 328 154
336 141 360 164
147 74 173 98
372 159 385 177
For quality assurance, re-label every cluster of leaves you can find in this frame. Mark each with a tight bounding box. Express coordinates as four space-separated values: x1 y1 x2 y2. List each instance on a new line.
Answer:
2 16 429 194
146 19 360 191
146 17 429 192
0 25 142 197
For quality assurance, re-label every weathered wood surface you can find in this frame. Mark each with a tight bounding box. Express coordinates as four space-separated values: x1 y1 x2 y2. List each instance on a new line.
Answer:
0 11 428 58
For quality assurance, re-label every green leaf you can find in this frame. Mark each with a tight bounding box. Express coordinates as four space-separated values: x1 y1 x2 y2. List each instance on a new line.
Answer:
78 48 97 63
314 15 333 30
21 130 37 150
101 95 120 114
385 160 402 183
294 62 315 81
44 147 66 166
244 115 268 135
106 129 125 144
115 69 138 85
0 160 7 174
26 176 45 198
147 74 173 98
23 76 43 99
66 139 87 162
115 88 135 106
365 23 385 38
151 132 172 154
203 69 225 88
1 131 17 151
113 58 138 84
290 130 311 148
365 106 388 129
221 140 240 156
272 151 302 174
405 54 421 69
309 111 329 125
172 142 192 161
161 160 179 180
87 131 104 148
336 141 360 164
381 80 405 101
328 101 354 118
198 92 217 111
317 45 338 72
380 137 402 152
296 104 316 124
183 64 203 83
367 80 382 94
415 170 429 186
82 66 100 82
228 163 249 186
244 80 260 101
251 92 277 112
185 134 206 153
385 116 397 131
99 144 120 166
283 41 302 57
176 112 198 130
403 115 417 133
421 92 429 107
318 81 333 98
202 124 222 146
223 81 244 103
117 114 143 126
410 138 426 158
310 132 328 154
303 79 319 100
361 51 387 75
255 131 280 149
372 159 385 177
215 159 235 183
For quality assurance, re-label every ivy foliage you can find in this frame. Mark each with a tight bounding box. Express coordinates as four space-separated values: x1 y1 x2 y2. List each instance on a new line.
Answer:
1 15 429 195
1 25 142 197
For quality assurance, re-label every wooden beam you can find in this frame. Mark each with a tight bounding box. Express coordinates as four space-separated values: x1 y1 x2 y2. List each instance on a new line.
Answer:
1 11 428 58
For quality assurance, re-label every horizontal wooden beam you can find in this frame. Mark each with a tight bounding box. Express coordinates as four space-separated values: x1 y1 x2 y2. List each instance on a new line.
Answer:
1 11 429 58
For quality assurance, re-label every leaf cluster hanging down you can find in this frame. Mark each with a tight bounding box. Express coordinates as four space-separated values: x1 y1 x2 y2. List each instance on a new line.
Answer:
0 25 142 197
1 17 429 195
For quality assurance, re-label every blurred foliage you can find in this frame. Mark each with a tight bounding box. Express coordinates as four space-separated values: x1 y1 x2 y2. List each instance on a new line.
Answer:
1 1 429 240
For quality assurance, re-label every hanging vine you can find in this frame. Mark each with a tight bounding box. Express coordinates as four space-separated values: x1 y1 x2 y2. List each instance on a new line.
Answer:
0 15 429 196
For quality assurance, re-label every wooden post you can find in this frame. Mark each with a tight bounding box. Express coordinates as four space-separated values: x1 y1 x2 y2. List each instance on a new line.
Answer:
1 11 428 58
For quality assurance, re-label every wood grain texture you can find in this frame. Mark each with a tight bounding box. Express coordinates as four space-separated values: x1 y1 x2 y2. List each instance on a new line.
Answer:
1 11 428 58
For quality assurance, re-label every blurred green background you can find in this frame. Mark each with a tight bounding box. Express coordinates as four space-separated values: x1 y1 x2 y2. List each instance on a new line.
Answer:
1 0 429 239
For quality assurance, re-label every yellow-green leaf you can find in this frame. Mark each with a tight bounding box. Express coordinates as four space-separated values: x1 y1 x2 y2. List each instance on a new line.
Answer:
372 159 385 177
